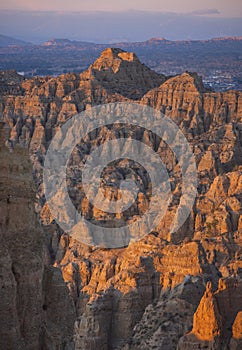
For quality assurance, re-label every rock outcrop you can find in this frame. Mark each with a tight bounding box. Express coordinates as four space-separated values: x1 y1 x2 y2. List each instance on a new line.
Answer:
178 278 242 349
87 48 166 99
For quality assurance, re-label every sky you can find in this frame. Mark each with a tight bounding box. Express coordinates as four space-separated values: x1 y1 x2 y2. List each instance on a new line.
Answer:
0 1 241 43
1 0 242 17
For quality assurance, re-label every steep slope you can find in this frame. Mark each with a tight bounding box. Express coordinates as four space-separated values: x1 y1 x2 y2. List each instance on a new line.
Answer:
0 122 75 350
86 47 166 98
0 34 30 47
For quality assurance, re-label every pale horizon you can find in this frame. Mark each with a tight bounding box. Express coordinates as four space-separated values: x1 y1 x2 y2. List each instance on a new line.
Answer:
0 1 241 43
0 0 242 18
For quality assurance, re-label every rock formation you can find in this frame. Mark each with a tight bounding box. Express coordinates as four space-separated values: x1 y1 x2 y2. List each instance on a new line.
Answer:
0 48 241 349
0 122 75 350
178 278 242 349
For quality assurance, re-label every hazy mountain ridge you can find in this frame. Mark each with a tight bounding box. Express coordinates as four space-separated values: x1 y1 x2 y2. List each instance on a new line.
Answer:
0 34 30 47
1 9 242 43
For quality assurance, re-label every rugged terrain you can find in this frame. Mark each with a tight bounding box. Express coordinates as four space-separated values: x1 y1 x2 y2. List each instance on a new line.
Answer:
0 48 242 349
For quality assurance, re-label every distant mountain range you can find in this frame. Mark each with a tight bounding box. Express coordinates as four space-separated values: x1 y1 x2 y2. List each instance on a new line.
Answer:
1 35 242 91
1 34 242 48
1 9 242 43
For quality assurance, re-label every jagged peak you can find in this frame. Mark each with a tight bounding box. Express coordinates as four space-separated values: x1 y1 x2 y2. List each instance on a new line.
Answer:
83 47 165 99
160 71 207 93
100 47 137 61
90 48 139 73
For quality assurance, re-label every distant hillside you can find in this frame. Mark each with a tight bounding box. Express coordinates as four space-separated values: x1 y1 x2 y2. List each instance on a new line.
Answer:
0 34 30 47
0 36 242 91
42 38 98 47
